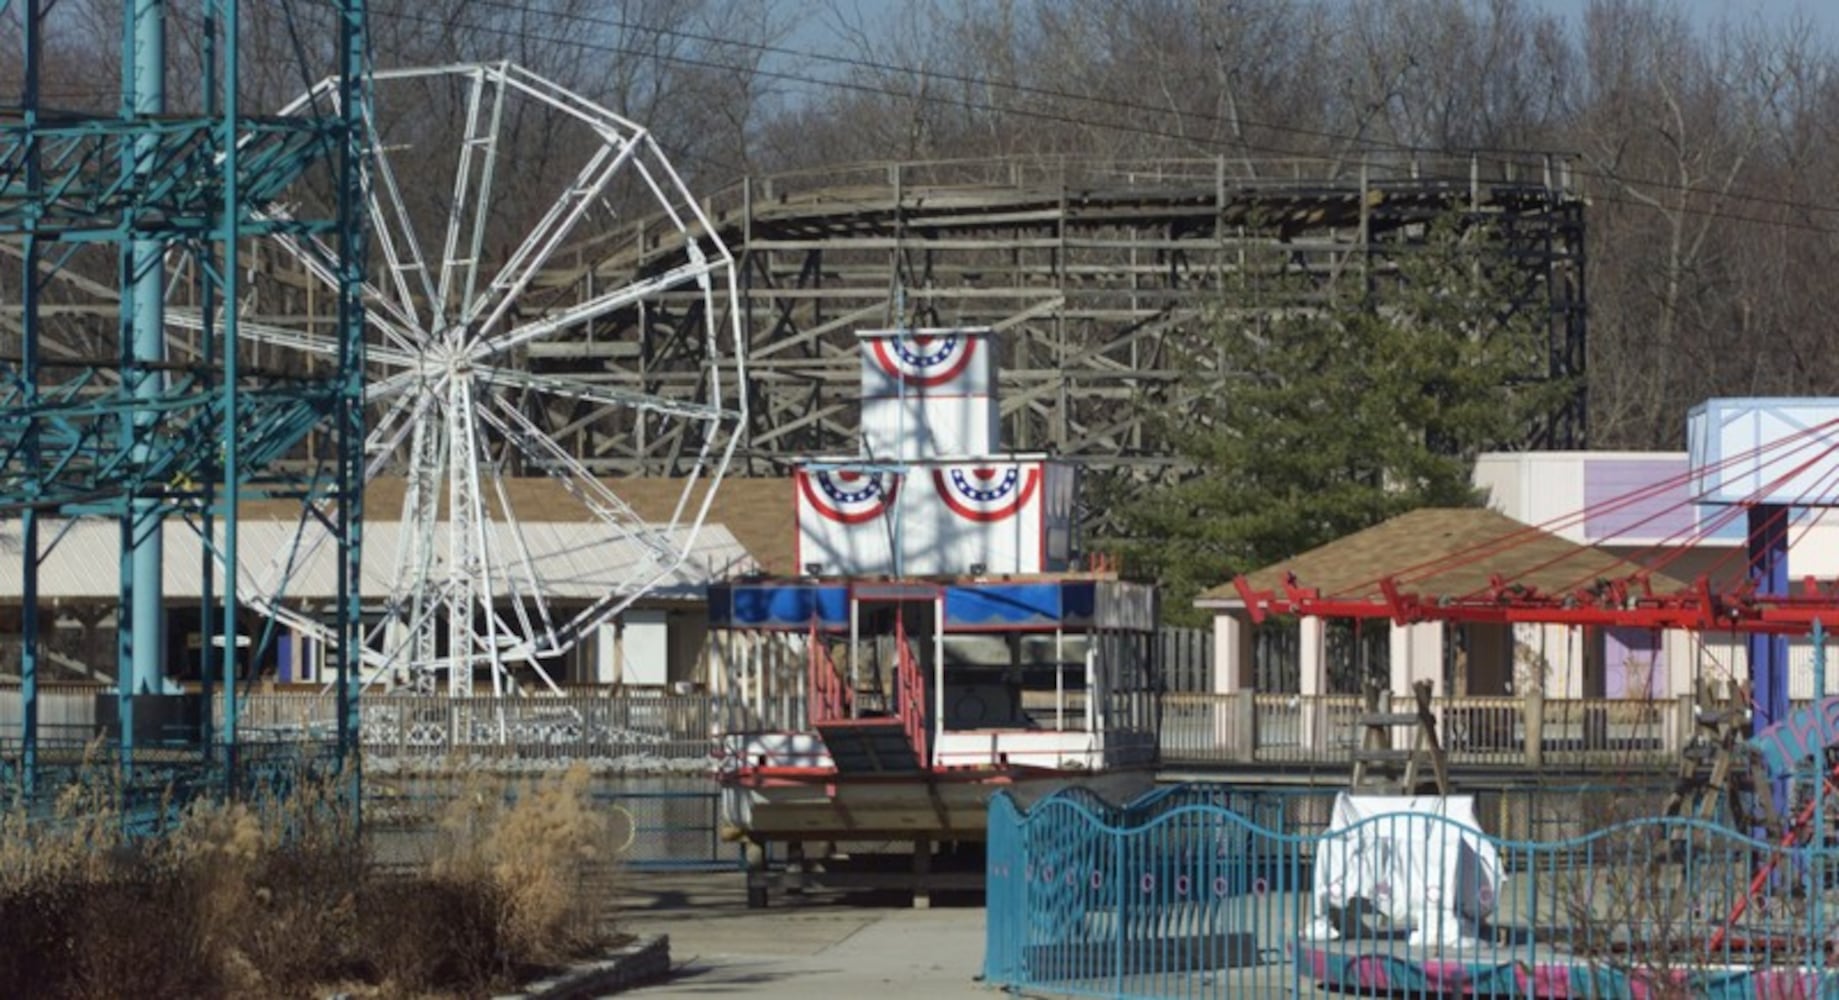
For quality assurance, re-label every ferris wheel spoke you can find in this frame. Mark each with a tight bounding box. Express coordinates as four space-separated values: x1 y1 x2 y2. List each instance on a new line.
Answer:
473 363 730 423
366 110 443 331
364 369 428 405
365 389 431 474
394 396 446 638
166 309 421 373
268 80 433 333
258 222 425 356
462 137 637 338
554 559 685 654
475 396 687 568
437 66 508 329
233 393 426 618
467 253 724 368
479 451 563 656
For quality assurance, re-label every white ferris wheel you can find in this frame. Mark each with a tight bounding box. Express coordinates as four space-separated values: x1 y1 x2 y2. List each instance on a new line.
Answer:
182 63 745 696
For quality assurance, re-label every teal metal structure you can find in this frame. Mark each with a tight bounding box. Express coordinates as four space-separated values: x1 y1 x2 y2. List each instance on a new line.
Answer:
0 1 368 792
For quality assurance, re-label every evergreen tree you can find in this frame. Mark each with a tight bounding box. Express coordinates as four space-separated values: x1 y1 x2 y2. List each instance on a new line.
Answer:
1109 217 1576 625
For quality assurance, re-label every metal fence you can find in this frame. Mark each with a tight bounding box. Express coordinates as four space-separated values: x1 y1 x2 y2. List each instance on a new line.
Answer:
338 693 712 762
0 689 715 765
986 784 1839 999
0 687 1759 773
607 787 738 870
365 778 737 872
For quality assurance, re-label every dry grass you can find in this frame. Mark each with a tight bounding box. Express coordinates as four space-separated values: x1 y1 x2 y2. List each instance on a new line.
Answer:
0 756 620 999
431 766 617 965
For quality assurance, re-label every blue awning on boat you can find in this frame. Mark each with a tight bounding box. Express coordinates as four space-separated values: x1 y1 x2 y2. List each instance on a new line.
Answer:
709 578 1154 633
711 582 851 629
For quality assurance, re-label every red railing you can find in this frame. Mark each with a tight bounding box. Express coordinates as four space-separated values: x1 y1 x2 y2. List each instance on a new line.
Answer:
893 617 930 767
807 619 850 725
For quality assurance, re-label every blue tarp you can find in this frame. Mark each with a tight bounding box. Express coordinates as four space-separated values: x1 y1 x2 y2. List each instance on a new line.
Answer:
712 583 851 629
944 583 1064 628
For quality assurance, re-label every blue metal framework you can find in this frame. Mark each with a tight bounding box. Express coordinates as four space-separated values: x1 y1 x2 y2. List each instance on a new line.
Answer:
0 1 368 793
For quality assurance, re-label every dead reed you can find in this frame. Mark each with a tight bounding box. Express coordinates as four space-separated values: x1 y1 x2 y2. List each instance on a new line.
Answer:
0 754 619 999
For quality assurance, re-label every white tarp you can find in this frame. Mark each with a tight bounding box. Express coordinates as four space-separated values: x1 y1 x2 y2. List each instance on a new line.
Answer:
1310 793 1503 947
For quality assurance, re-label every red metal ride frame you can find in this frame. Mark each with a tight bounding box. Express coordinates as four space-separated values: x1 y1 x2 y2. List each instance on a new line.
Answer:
807 619 850 724
893 616 931 767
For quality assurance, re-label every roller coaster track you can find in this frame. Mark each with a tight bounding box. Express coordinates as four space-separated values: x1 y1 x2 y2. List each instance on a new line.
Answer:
526 155 1587 495
14 154 1586 523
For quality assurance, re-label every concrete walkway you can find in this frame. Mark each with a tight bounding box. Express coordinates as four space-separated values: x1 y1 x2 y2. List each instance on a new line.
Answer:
617 872 1000 998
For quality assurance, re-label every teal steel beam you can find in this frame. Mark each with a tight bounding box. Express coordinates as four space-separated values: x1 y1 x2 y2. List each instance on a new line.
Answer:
126 0 169 709
335 0 368 790
0 118 338 238
0 0 367 797
198 0 219 753
219 0 241 762
19 0 43 793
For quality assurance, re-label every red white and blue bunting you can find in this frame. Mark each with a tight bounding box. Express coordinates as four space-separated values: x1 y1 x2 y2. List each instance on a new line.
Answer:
933 464 1040 522
868 330 979 389
798 468 901 524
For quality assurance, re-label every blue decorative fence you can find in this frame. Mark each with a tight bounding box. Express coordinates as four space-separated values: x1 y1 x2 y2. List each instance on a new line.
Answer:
986 784 1839 999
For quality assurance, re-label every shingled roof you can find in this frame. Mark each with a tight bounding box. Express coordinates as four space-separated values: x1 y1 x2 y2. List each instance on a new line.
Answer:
1195 506 1689 606
243 476 796 576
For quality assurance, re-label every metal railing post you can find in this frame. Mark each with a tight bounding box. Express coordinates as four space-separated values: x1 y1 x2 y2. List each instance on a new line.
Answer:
1234 689 1255 762
1524 690 1544 768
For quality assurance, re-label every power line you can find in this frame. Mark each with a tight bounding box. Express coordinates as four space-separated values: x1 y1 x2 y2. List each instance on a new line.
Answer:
13 1 1839 236
439 0 1839 225
360 4 1839 238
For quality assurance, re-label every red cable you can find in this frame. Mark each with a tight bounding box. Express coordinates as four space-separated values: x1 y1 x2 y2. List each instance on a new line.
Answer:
1479 440 1837 603
1605 430 1839 571
1318 422 1839 600
1539 435 1839 593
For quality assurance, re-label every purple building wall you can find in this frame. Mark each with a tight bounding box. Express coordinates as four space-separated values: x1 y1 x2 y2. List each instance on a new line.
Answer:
1583 458 1696 543
1604 627 1664 698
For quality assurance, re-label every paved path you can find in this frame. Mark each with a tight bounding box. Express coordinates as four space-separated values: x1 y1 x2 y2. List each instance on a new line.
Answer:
617 872 1001 998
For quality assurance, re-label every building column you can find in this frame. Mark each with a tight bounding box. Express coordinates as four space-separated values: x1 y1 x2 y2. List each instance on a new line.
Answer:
1389 621 1444 694
1662 629 1696 702
1388 621 1443 745
1212 611 1255 693
1212 611 1256 756
1749 505 1792 820
1298 615 1326 751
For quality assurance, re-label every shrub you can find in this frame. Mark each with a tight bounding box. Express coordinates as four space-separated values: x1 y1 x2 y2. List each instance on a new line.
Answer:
432 764 618 967
0 757 620 998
